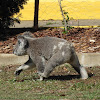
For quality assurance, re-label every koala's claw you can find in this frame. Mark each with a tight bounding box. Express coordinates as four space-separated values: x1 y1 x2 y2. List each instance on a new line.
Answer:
14 69 23 76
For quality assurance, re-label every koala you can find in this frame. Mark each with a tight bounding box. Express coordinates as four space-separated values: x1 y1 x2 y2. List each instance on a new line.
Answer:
13 32 88 81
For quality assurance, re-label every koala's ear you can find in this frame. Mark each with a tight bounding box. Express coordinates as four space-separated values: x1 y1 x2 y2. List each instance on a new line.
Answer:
17 35 25 40
17 35 29 48
22 31 33 38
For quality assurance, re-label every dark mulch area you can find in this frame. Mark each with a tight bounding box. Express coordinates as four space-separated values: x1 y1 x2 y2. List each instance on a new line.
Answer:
0 28 100 53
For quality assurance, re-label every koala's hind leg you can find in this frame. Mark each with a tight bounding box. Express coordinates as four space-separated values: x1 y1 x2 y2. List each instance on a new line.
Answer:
69 52 88 79
14 57 35 76
39 52 70 78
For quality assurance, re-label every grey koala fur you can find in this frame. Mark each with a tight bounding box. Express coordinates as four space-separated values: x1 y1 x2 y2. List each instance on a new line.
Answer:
13 32 88 81
22 31 34 38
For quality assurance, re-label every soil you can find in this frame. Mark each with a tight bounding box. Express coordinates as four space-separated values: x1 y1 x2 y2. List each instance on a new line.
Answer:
0 28 100 53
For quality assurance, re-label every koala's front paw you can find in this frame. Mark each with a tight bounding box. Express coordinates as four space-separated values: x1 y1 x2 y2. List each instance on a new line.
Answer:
14 69 23 76
38 72 48 78
81 75 88 80
39 76 44 81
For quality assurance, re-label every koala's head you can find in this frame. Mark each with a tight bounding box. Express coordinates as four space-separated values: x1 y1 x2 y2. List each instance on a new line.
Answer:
13 35 29 56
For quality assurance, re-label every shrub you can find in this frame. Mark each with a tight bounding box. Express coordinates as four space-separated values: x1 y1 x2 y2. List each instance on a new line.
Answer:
0 0 28 29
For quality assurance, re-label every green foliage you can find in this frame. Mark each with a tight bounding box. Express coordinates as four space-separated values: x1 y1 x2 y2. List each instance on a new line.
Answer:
64 11 69 22
62 11 73 34
0 0 28 29
63 26 73 34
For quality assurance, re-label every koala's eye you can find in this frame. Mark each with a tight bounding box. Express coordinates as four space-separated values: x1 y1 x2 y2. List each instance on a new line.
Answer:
18 41 21 44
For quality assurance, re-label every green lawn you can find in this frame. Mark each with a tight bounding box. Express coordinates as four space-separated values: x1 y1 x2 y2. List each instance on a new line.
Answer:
0 65 100 100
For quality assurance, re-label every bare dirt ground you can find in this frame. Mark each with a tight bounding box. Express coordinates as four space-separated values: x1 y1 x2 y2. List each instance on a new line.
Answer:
0 28 100 54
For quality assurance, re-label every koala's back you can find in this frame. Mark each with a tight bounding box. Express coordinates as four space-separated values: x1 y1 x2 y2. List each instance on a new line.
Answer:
28 37 73 60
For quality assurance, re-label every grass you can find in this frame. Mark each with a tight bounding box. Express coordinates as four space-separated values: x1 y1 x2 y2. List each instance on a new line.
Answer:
46 22 57 25
0 65 100 100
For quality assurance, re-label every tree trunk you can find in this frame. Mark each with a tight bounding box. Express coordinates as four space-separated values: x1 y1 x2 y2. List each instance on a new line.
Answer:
34 0 39 30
